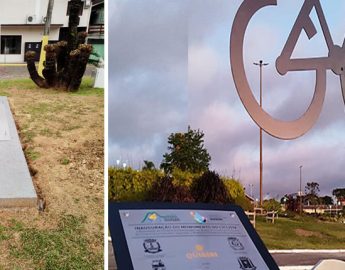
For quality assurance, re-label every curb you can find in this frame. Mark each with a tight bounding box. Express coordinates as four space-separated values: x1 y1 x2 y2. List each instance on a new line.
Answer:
270 249 345 253
0 64 27 66
279 266 313 270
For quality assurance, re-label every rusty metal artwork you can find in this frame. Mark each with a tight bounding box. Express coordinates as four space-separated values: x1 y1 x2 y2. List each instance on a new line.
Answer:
230 0 345 139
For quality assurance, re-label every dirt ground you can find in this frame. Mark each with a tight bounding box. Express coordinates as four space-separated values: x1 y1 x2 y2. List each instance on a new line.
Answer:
0 79 104 269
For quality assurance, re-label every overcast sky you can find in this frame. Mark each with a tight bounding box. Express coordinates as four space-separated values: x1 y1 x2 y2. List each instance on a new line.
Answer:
109 0 345 200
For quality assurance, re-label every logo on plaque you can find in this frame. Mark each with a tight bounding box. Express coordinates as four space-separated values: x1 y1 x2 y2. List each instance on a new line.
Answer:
151 259 166 270
186 245 219 260
143 239 162 254
190 211 207 224
141 211 180 223
238 256 257 270
228 237 244 251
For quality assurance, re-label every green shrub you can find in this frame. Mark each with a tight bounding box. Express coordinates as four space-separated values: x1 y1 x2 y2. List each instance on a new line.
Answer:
109 167 254 208
190 171 232 204
223 177 252 210
171 168 200 187
263 199 282 213
147 176 194 203
234 196 253 211
108 167 161 201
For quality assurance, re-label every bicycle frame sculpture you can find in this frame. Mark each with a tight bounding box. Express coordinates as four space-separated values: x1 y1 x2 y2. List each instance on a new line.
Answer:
230 0 345 139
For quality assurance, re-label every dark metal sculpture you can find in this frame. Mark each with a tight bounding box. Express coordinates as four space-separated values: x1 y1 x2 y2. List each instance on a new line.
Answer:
230 0 345 139
26 0 92 91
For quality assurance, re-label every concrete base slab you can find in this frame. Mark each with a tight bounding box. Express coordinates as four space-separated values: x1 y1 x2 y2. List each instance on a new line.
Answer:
312 259 345 270
0 97 37 208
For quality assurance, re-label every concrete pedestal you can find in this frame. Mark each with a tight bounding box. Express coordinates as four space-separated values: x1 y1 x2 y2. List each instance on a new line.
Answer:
312 259 345 270
93 67 104 88
0 97 37 208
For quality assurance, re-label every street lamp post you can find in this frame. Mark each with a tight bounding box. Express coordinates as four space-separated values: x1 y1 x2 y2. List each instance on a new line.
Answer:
254 60 268 206
249 184 254 198
299 165 303 215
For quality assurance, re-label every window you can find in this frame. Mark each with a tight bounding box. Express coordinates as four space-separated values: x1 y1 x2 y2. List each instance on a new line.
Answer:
1 36 21 54
90 5 104 25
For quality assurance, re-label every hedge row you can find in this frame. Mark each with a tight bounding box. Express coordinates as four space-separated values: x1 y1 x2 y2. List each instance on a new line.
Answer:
108 167 253 210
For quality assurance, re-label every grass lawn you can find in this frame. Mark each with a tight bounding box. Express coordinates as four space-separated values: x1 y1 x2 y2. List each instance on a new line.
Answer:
256 215 345 249
0 77 104 269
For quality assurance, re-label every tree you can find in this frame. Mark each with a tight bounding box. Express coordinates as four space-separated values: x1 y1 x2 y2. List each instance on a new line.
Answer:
223 178 252 211
332 188 345 201
305 182 320 197
320 195 333 205
160 126 211 173
285 194 299 212
142 160 156 171
26 0 92 91
147 176 194 203
263 199 282 213
305 182 320 214
280 195 289 204
190 171 231 204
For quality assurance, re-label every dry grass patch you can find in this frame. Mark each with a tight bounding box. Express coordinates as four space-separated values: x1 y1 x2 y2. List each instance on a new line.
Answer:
0 78 103 269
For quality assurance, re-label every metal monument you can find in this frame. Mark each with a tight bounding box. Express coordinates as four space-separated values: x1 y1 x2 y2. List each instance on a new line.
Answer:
230 0 345 140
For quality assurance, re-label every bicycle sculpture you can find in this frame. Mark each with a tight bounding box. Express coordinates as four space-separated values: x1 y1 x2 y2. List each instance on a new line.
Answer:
230 0 345 139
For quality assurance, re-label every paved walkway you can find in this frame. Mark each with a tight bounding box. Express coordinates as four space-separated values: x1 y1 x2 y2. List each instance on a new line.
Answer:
272 251 345 266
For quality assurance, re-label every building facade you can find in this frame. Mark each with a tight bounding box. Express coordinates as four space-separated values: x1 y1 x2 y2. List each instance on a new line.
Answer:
88 0 104 62
0 0 102 63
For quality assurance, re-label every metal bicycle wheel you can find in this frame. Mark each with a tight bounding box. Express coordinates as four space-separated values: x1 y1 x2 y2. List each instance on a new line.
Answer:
230 0 326 140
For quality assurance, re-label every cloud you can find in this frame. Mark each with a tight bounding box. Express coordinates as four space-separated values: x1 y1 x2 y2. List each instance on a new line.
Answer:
108 0 189 167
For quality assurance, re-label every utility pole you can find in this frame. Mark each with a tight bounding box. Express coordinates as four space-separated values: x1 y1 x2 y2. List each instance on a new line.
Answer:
249 184 254 198
38 0 54 76
299 165 303 215
254 60 268 206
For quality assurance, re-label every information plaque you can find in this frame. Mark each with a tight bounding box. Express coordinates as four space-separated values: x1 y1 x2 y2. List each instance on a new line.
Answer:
109 202 279 270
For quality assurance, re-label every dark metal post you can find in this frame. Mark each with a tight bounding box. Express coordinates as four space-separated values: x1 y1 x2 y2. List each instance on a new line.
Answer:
254 60 268 206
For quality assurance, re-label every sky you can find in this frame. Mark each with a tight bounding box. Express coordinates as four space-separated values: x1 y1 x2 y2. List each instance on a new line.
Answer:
109 0 345 200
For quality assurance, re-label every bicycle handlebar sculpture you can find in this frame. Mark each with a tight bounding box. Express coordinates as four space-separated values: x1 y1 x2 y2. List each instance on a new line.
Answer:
230 0 345 140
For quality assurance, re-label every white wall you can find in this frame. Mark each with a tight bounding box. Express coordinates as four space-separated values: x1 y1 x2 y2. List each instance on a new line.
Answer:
0 0 91 26
0 0 91 63
0 26 60 63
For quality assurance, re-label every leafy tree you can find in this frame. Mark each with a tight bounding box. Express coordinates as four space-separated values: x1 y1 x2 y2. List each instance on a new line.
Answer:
305 182 320 197
26 0 92 91
171 168 200 187
304 182 320 204
280 195 289 204
320 195 333 205
147 176 194 203
223 178 252 211
305 182 320 214
160 126 211 173
285 194 299 212
142 160 156 171
190 171 231 204
332 188 345 201
263 199 282 213
223 178 245 200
